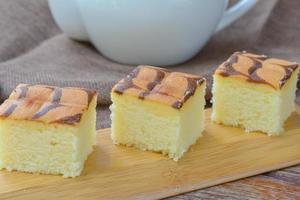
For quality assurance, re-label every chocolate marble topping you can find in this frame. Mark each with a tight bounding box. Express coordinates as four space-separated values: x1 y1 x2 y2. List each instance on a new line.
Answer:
17 84 29 99
278 63 299 88
52 113 83 125
114 67 143 95
113 65 205 109
217 51 299 89
0 84 97 125
32 103 63 120
51 87 62 103
2 103 18 117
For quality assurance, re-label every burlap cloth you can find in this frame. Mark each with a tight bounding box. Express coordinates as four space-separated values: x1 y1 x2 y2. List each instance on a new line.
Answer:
0 0 299 128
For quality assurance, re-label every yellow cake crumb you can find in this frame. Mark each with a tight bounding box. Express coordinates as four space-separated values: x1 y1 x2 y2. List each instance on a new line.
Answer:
0 84 97 177
110 66 206 160
212 52 299 135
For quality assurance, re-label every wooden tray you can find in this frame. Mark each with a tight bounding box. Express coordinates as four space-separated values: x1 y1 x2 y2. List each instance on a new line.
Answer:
0 107 300 200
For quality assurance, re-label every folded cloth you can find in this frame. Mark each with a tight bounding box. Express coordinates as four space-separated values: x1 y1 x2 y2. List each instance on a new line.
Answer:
0 0 299 128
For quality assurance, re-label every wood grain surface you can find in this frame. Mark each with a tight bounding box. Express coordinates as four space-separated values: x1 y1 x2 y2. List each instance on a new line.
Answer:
168 98 300 200
0 107 299 200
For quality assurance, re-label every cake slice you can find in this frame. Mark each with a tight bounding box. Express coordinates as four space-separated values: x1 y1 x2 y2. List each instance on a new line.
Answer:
0 84 97 177
110 65 206 161
212 51 299 135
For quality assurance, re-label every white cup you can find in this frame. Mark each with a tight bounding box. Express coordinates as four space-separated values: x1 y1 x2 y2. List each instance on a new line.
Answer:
49 0 257 66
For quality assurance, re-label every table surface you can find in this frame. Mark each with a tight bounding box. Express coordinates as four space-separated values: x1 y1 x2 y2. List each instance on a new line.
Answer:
167 94 300 200
167 165 300 200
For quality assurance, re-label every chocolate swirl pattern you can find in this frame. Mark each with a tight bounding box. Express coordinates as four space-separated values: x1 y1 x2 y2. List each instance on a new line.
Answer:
32 104 63 120
2 103 18 117
114 67 143 95
138 68 166 100
278 63 299 88
219 52 242 77
216 51 299 89
51 87 62 103
113 65 205 109
0 84 97 125
53 113 83 124
17 84 30 99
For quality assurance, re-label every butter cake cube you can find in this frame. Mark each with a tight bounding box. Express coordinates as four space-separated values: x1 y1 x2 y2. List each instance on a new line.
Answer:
110 66 206 161
212 52 299 135
0 84 97 177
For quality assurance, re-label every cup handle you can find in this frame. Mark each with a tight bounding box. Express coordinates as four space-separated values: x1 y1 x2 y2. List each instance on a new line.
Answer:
215 0 257 32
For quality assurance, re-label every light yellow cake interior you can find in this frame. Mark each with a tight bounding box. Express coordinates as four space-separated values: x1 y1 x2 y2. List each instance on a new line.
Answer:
212 67 299 135
111 84 205 161
0 96 97 177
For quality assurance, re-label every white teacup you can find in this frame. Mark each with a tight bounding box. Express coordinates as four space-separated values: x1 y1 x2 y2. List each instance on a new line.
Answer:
49 0 257 66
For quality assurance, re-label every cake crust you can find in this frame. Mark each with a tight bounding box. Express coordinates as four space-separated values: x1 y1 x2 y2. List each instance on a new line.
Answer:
112 65 205 109
0 84 97 125
215 51 299 89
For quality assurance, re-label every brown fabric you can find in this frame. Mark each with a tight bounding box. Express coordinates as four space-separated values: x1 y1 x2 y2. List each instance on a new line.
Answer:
0 0 299 129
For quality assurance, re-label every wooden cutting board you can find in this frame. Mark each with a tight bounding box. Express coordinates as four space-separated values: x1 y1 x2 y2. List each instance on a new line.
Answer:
0 107 300 200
